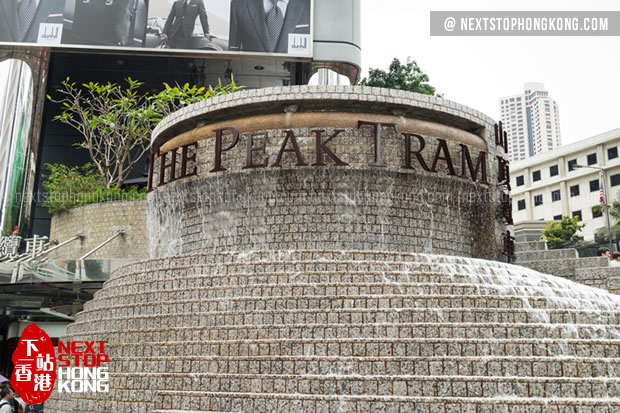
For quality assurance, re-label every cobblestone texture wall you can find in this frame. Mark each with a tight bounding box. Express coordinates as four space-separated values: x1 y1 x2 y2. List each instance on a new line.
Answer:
49 200 147 260
44 250 620 412
149 169 494 259
149 121 500 260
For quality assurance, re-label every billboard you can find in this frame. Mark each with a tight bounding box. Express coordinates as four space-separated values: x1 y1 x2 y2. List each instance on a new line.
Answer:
0 0 312 57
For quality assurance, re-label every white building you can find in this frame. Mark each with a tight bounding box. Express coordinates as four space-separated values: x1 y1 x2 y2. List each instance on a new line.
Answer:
500 82 562 162
511 128 620 241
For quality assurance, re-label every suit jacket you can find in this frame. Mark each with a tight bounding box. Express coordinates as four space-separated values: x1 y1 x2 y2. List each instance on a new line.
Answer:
0 0 64 43
229 0 310 53
163 0 210 39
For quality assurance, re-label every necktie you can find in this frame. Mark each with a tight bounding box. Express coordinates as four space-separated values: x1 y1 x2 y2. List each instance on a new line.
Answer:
266 0 284 52
18 0 37 41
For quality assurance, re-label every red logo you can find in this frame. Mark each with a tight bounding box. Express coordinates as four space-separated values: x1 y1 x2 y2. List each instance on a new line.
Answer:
10 324 57 404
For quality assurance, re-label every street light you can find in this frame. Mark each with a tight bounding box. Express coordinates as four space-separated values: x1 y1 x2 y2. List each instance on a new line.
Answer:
573 164 614 254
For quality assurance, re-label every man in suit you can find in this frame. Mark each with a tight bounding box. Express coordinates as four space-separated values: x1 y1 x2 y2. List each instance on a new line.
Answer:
229 0 310 53
162 0 214 49
0 0 64 44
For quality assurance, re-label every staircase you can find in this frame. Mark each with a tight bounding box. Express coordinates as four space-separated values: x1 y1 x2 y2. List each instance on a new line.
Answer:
45 251 620 412
515 241 620 294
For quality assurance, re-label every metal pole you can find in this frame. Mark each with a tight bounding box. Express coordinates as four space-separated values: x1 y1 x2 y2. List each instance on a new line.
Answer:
602 169 614 253
79 231 125 260
22 234 84 262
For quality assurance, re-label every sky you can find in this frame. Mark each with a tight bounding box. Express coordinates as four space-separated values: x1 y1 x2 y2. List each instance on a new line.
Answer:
360 0 620 145
0 0 618 146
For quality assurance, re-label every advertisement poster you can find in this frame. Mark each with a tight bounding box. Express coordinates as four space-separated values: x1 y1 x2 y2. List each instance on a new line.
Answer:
0 0 312 56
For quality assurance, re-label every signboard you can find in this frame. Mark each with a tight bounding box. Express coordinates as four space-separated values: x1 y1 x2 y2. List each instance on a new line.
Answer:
0 0 312 57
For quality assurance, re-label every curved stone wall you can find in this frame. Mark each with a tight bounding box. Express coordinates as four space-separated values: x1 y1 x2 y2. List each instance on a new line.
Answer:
44 87 620 413
150 169 493 258
147 86 507 260
45 250 620 412
49 200 147 260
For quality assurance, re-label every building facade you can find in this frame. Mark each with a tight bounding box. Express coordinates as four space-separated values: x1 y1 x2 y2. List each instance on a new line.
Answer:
500 82 561 162
512 128 620 241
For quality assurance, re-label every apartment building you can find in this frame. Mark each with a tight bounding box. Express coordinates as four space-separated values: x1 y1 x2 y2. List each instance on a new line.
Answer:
500 82 562 162
512 128 620 241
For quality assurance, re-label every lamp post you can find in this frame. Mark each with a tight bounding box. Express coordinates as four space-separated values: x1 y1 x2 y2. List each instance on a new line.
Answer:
573 164 614 254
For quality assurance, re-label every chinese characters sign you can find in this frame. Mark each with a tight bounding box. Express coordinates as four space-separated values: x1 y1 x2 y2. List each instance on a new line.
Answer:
10 324 109 404
11 324 57 404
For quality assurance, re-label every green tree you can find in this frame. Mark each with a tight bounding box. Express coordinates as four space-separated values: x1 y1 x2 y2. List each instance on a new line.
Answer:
48 78 242 189
607 190 620 223
359 57 437 95
594 224 620 244
540 216 585 249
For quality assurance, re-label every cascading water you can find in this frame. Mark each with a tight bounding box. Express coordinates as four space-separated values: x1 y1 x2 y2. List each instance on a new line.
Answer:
45 87 620 412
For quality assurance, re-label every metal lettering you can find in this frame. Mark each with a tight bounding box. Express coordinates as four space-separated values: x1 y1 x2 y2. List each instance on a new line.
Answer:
311 129 348 166
272 130 307 167
430 139 456 176
357 121 397 167
243 132 269 169
210 127 240 172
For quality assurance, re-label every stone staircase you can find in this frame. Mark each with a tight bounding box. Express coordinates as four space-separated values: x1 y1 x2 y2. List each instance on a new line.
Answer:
45 251 620 412
516 241 620 294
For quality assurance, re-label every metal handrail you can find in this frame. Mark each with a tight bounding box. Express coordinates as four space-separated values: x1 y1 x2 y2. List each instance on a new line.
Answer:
22 234 84 263
79 231 125 260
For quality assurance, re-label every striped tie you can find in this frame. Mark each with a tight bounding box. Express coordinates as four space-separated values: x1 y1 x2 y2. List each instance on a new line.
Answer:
266 0 284 52
18 0 37 41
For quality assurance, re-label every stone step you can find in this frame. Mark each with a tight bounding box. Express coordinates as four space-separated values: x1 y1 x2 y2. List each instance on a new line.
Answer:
70 306 620 328
112 372 620 399
60 337 620 358
81 292 610 314
153 411 220 413
94 281 606 304
575 256 611 269
576 267 620 278
511 259 578 280
110 250 515 271
153 411 222 413
103 266 550 290
112 355 620 378
67 321 620 341
85 393 620 413
103 258 543 287
516 241 548 252
515 248 578 262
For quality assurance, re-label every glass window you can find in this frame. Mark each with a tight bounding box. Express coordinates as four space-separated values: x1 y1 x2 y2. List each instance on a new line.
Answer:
553 215 562 220
587 153 597 165
516 175 524 186
608 147 618 160
534 195 543 206
549 165 558 177
570 185 580 197
532 171 541 182
551 190 561 202
592 206 603 219
517 200 526 210
567 159 577 171
572 210 582 221
611 174 620 187
590 180 600 192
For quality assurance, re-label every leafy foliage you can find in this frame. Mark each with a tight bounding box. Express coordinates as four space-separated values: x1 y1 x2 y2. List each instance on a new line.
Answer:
47 78 242 189
594 224 620 243
540 216 585 249
42 163 145 214
359 57 437 95
608 190 620 224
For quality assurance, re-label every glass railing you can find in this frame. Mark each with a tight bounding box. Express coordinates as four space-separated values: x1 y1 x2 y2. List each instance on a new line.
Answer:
0 259 136 284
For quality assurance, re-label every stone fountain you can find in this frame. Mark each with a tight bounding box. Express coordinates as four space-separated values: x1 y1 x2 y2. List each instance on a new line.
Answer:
46 86 620 412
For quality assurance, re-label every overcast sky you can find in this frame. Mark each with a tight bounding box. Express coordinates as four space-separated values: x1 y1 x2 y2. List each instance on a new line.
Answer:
0 1 617 146
360 0 620 145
